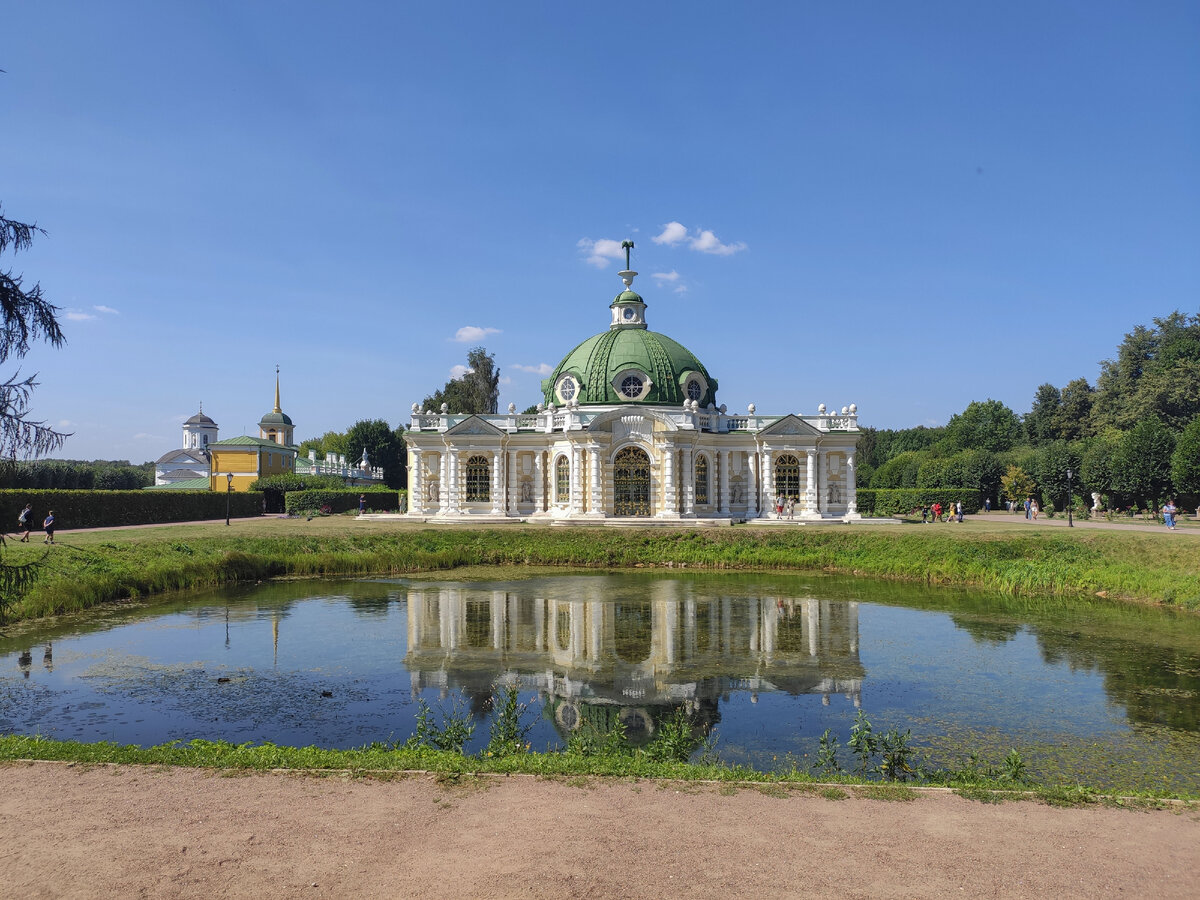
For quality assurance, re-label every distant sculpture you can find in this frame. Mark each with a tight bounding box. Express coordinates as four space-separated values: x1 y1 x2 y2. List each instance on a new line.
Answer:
426 480 440 503
828 483 842 504
519 479 533 504
730 482 744 505
1091 492 1102 512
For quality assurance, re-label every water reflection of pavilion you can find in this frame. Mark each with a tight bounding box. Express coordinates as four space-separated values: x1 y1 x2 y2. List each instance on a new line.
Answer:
405 579 864 740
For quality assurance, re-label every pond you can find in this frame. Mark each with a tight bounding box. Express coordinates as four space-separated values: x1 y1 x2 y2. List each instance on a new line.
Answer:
3 572 1200 791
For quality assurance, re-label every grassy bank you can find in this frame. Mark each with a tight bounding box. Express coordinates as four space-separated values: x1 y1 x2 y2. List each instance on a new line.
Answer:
2 516 1199 624
0 734 1189 807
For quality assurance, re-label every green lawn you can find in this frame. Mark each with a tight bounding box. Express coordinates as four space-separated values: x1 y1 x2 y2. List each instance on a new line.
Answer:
1 515 1197 624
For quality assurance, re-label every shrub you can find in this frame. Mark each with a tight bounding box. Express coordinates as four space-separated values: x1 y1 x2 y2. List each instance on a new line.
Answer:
283 489 401 516
0 489 263 529
855 489 983 517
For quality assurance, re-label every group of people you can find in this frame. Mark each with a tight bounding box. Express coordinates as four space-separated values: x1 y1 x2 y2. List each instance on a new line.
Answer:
921 501 964 523
1023 497 1040 520
15 503 56 544
773 496 797 519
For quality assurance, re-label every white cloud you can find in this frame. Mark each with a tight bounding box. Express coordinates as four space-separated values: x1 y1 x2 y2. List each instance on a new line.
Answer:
453 325 501 343
651 270 681 283
512 363 554 376
93 305 119 315
577 237 626 268
672 283 688 294
652 222 747 256
652 222 688 246
498 376 512 386
690 229 746 256
449 364 471 379
65 310 96 321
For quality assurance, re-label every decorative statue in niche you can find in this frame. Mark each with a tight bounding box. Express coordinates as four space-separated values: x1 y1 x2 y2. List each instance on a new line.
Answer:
519 479 533 504
730 481 744 505
828 482 842 504
426 480 440 503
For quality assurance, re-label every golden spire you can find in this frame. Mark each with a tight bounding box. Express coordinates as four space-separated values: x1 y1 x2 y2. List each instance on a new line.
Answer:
273 364 281 414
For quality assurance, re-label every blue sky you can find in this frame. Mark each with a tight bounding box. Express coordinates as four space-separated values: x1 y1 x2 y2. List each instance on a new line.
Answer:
2 1 1197 462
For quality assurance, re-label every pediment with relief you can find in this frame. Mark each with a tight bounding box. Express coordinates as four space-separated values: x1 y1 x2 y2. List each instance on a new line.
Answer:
758 415 821 437
444 415 505 437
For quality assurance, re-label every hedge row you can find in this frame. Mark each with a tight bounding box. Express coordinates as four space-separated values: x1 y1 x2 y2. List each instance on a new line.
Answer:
856 488 984 517
0 489 265 530
284 489 404 516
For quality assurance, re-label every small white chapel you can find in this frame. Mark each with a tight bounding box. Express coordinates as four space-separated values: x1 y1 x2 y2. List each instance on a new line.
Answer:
405 244 862 522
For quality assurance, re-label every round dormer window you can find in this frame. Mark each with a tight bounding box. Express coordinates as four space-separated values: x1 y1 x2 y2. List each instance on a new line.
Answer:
556 375 577 404
612 368 651 401
686 379 703 402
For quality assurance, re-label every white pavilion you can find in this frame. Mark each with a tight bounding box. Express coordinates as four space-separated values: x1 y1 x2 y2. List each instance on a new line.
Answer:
405 247 862 522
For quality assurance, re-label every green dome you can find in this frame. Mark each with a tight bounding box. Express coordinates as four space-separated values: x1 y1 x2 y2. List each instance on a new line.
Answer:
259 411 294 427
542 327 718 407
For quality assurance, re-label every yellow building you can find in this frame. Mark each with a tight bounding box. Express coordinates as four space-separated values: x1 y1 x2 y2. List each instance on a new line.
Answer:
209 372 298 492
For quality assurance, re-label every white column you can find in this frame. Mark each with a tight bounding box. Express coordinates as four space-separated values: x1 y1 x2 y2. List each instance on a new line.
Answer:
761 449 775 517
438 448 450 514
533 451 545 513
805 449 819 518
588 443 603 516
410 451 423 515
846 452 859 518
746 451 758 518
506 450 518 516
491 449 503 515
660 442 678 516
445 449 455 513
681 446 694 516
719 450 730 516
817 450 828 517
570 444 582 514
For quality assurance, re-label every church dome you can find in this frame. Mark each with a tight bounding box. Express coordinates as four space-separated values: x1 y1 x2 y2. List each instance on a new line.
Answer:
184 411 216 426
541 279 718 408
259 410 294 427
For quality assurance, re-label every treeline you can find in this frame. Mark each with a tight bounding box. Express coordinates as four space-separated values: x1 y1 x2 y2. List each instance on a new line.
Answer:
0 459 153 491
296 419 407 489
857 312 1200 512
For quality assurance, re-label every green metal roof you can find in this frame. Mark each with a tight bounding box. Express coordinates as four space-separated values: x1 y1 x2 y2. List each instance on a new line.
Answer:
609 289 645 307
144 477 211 490
211 435 298 450
258 411 294 427
541 327 718 407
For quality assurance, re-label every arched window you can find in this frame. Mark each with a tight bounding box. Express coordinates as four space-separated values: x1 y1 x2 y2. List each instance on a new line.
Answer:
555 455 570 504
695 454 709 505
775 454 801 500
465 454 490 502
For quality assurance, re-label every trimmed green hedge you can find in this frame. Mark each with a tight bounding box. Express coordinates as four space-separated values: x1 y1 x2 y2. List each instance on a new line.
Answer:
284 489 403 516
0 489 265 529
856 488 983 517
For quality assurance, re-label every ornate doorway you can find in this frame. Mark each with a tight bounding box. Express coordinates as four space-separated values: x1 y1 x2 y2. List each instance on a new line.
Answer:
613 446 651 516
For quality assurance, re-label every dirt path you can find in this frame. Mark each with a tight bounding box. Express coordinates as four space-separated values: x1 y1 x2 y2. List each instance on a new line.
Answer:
2 762 1196 899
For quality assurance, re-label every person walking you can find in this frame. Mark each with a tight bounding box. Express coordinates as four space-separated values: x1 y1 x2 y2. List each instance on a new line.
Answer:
42 510 56 544
956 500 963 523
1024 498 1032 520
1031 500 1040 520
17 503 33 542
1163 499 1178 530
985 497 991 512
358 494 366 516
932 501 942 522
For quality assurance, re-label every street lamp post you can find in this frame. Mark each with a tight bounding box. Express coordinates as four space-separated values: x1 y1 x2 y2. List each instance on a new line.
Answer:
1066 468 1073 528
226 472 234 526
